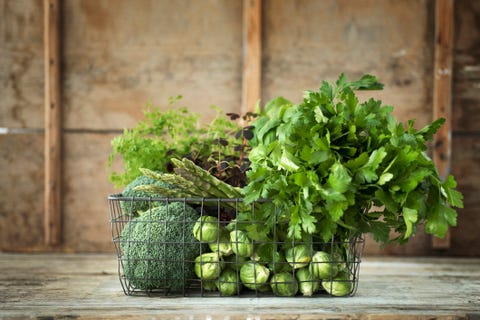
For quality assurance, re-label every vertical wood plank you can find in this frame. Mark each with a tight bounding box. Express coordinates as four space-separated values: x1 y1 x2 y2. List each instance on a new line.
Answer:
44 0 62 246
432 0 454 249
241 0 262 114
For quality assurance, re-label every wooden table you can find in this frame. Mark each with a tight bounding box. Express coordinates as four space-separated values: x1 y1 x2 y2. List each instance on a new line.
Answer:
0 253 479 319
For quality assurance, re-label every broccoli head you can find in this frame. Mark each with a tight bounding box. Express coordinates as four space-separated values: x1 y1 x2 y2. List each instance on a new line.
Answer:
120 174 171 216
120 202 204 292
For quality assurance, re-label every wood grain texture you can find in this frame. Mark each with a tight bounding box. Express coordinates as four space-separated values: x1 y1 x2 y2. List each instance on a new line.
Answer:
0 0 44 128
62 134 123 252
0 254 479 319
262 0 434 128
44 0 62 246
432 0 454 181
61 0 243 130
0 135 45 251
432 0 454 249
241 0 262 114
452 0 480 133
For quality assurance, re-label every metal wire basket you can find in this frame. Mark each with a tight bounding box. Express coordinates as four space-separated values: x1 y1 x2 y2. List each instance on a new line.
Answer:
108 194 364 297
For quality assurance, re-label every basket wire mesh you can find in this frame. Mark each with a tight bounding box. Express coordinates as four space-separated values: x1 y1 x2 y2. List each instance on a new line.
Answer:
108 194 364 297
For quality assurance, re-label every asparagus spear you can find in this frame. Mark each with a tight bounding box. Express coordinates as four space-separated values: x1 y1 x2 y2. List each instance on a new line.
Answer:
172 158 244 199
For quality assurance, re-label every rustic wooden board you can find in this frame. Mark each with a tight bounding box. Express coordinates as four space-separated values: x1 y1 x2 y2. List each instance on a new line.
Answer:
0 134 45 251
62 133 122 252
0 254 479 319
61 0 243 130
44 0 62 247
262 0 433 128
452 0 480 133
0 0 44 128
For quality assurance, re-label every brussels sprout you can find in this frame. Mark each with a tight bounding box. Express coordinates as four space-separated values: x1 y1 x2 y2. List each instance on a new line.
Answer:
310 251 338 280
268 250 292 273
193 216 220 242
251 243 274 263
321 272 353 297
270 272 298 297
285 244 312 269
194 252 224 280
216 269 241 296
295 267 319 296
208 228 233 257
230 230 253 258
224 254 249 271
201 279 218 292
239 261 270 291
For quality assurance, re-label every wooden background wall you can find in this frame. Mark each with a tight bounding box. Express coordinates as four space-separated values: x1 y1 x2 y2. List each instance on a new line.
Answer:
1 0 478 256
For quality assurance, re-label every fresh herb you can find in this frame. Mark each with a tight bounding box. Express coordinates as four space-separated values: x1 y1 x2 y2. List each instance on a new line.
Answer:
107 96 255 188
243 74 463 244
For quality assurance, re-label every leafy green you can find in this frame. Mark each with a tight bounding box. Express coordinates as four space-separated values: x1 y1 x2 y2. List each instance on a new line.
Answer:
244 73 463 244
107 97 254 188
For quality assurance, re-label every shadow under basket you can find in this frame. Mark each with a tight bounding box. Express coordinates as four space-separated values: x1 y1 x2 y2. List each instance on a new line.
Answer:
108 194 364 297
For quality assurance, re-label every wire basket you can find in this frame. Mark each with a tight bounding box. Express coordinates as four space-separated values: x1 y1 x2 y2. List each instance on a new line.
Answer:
108 194 364 297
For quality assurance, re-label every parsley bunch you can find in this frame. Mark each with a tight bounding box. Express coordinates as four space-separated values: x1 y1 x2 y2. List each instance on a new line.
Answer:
243 74 463 244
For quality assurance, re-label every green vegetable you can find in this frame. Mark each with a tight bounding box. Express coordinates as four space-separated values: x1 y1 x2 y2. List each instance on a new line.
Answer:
230 230 253 258
107 98 251 189
224 253 249 271
244 73 463 244
193 216 220 243
285 245 312 269
321 271 353 297
108 100 206 188
201 280 218 292
120 203 202 291
310 251 338 280
296 267 319 296
216 269 241 296
239 261 270 291
119 174 171 217
135 158 248 212
208 228 233 256
252 243 291 273
270 272 298 297
194 252 224 280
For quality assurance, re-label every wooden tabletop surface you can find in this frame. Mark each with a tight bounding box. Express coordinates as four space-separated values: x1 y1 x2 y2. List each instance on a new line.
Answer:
0 253 479 319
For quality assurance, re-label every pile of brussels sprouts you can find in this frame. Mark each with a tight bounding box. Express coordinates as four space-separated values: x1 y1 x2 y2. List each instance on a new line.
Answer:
192 215 355 297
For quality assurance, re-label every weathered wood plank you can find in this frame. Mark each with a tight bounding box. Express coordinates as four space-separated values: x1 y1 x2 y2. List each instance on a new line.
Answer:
452 0 480 133
432 0 454 249
0 0 44 128
0 254 478 319
44 0 62 247
62 133 123 252
61 0 243 129
241 0 262 114
0 134 45 251
262 0 433 128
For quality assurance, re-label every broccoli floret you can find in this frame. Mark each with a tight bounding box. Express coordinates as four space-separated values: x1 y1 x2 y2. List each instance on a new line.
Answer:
120 202 204 292
120 174 171 216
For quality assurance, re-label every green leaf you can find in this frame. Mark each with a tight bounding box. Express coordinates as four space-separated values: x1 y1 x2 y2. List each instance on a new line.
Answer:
327 162 352 193
278 149 300 172
417 118 445 141
314 106 328 123
366 220 391 244
442 175 464 208
378 172 394 185
425 203 457 238
349 74 384 90
402 207 418 239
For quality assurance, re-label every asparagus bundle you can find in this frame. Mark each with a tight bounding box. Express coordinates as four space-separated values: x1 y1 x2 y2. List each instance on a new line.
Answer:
133 158 248 211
